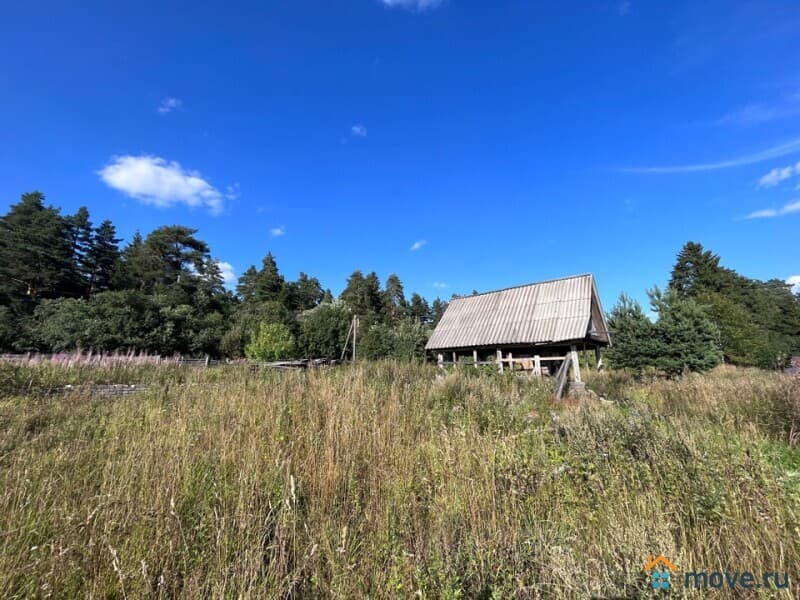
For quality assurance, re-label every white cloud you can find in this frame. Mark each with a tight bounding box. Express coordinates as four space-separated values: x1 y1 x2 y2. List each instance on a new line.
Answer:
225 183 241 200
618 1 631 16
717 95 800 127
759 161 800 188
432 281 448 289
619 137 800 173
270 225 286 237
744 208 778 219
379 0 443 10
98 155 226 214
783 200 800 214
787 275 800 295
351 124 368 138
157 97 183 114
743 199 800 219
217 261 236 287
410 239 427 251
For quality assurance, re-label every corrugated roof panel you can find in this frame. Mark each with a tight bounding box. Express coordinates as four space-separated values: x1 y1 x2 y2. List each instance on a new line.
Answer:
425 273 606 350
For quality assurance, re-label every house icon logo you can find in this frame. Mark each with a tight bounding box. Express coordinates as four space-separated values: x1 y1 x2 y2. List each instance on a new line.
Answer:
644 555 679 590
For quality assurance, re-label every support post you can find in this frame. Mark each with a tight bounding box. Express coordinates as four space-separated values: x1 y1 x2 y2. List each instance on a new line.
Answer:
570 345 582 383
473 349 478 368
353 316 358 363
497 349 503 373
595 347 603 371
534 355 541 377
437 353 444 369
508 351 513 373
452 351 457 366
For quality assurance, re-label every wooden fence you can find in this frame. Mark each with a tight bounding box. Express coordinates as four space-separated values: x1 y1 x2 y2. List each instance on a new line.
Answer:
0 353 338 371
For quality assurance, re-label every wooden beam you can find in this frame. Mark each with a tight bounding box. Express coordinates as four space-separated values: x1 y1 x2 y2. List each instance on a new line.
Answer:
554 355 570 400
473 349 478 368
497 349 503 373
534 354 541 377
570 344 582 383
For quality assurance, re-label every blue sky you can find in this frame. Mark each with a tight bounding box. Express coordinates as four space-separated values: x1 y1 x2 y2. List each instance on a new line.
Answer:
2 0 800 309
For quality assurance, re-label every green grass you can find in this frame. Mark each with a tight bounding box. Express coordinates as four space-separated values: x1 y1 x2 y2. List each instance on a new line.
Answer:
0 362 798 597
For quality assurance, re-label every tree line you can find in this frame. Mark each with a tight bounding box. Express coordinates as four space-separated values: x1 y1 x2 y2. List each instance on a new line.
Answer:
0 192 448 360
2 193 798 370
606 242 800 373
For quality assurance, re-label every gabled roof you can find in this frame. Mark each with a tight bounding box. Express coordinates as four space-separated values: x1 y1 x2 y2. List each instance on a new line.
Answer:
425 273 610 351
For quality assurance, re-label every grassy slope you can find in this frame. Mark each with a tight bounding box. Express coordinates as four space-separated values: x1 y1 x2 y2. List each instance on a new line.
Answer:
0 363 798 598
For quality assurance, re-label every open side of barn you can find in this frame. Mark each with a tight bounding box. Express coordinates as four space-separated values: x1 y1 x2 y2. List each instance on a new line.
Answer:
425 273 611 393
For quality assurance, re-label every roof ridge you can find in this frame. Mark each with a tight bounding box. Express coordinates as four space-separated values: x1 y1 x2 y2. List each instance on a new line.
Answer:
451 273 594 300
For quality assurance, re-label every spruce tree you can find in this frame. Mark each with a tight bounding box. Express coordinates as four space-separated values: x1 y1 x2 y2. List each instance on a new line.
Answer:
84 220 121 295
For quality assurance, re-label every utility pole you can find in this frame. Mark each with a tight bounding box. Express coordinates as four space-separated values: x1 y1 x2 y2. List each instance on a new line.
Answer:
353 316 358 362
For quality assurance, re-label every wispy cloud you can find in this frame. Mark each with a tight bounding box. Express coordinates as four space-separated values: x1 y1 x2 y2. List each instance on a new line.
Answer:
787 275 800 295
270 225 286 237
619 137 800 173
351 124 368 138
341 124 369 144
410 239 427 251
759 161 800 188
717 91 800 126
98 155 226 214
618 1 632 16
216 261 236 287
432 281 448 289
379 0 443 11
225 183 241 200
743 200 800 219
157 97 183 115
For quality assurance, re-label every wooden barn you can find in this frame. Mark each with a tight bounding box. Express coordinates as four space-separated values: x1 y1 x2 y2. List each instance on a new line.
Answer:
425 274 611 393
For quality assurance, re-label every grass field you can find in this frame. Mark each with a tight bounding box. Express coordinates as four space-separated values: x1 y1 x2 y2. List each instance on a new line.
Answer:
1 362 798 598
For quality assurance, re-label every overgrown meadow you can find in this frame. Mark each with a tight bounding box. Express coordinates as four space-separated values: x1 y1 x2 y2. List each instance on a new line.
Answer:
1 362 798 598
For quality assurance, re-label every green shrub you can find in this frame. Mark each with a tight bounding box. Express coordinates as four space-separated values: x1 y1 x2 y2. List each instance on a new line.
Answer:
244 321 296 360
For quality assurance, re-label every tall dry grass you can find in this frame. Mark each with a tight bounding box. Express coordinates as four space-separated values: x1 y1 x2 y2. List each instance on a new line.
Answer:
0 363 798 598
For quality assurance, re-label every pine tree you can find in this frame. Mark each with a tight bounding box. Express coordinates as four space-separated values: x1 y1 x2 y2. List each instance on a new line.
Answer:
408 293 431 324
236 266 259 302
66 206 94 293
254 252 285 303
0 191 75 304
382 274 407 321
84 220 121 295
286 272 324 311
431 297 448 326
341 270 382 318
